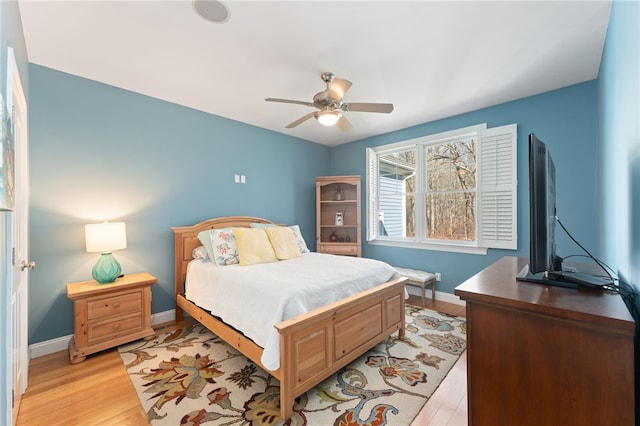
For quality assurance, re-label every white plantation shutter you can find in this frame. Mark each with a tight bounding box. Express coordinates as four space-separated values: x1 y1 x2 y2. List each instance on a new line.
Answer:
478 124 517 249
366 147 378 241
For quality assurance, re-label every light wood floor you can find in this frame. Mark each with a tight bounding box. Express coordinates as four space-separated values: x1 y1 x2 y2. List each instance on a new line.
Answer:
15 296 468 426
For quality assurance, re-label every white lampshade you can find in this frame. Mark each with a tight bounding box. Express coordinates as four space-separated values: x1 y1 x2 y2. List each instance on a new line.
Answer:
85 222 127 253
315 110 342 126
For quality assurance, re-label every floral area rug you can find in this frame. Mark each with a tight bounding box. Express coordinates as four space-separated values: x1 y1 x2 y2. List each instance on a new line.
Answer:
118 305 466 425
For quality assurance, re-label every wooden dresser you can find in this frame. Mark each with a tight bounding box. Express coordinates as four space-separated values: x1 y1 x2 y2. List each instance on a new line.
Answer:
67 272 156 363
455 256 635 425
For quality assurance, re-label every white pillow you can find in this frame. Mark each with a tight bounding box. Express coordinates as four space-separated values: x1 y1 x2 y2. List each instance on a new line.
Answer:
289 225 310 254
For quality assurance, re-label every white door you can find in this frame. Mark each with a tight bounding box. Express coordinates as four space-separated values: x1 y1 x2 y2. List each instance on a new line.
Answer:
8 47 30 425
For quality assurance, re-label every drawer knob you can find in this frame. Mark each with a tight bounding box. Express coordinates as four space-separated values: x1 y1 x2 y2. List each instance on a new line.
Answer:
113 302 121 308
113 324 121 330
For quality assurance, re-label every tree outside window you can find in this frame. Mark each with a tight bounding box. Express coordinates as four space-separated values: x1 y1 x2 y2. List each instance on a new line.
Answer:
425 138 476 241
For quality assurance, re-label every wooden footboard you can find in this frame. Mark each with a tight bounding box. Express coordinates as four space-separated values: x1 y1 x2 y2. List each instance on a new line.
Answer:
276 277 406 420
177 277 406 420
173 216 407 420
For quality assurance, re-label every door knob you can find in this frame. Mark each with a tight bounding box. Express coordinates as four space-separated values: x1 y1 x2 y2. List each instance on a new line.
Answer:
21 260 35 271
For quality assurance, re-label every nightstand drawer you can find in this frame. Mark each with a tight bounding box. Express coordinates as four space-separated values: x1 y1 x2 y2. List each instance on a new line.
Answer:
87 312 143 344
87 291 142 319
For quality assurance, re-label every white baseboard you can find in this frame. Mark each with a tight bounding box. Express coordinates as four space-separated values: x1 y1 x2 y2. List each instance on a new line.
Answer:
152 309 176 326
29 335 72 359
29 309 177 359
436 290 466 306
405 286 466 306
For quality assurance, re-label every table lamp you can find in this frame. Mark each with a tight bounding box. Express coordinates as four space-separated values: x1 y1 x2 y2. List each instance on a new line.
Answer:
85 222 127 283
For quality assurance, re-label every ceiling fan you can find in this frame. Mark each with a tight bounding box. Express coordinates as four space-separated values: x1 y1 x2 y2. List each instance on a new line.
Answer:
265 72 394 131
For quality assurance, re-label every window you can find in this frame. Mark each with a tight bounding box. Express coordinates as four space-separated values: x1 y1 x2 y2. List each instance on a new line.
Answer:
366 123 517 254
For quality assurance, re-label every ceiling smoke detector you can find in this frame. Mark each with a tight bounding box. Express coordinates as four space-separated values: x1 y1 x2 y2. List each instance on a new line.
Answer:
193 0 230 24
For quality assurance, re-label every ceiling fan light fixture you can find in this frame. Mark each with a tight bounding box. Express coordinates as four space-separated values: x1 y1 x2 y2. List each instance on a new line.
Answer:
315 110 341 126
266 72 394 130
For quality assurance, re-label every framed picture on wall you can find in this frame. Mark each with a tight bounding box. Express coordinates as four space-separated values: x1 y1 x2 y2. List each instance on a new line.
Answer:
0 95 15 211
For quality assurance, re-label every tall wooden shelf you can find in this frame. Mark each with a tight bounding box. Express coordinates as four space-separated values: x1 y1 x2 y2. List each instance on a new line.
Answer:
316 175 361 257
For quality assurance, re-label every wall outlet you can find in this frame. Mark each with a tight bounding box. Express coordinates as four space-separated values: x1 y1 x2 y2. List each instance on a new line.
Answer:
435 272 442 282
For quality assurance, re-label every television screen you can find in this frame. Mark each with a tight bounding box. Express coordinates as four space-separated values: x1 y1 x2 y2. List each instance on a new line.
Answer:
528 133 556 274
517 133 613 289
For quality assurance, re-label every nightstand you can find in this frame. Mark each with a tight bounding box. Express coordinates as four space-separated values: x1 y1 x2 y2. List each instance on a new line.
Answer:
66 272 157 364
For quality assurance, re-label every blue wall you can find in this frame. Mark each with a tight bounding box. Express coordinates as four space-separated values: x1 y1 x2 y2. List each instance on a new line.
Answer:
598 0 640 413
28 65 330 344
28 70 603 344
332 81 600 294
599 0 640 294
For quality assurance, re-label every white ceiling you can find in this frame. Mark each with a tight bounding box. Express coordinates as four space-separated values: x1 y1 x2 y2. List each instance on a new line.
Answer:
18 0 612 147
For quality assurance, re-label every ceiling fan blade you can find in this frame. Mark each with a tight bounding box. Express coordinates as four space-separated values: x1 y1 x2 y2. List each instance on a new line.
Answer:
327 78 353 101
336 115 353 132
285 112 315 128
266 98 314 107
342 102 394 113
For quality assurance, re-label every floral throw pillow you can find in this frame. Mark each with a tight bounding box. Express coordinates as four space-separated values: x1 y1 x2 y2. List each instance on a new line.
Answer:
192 245 209 260
209 228 239 266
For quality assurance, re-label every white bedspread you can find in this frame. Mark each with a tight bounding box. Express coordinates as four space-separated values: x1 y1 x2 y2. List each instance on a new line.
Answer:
185 252 401 371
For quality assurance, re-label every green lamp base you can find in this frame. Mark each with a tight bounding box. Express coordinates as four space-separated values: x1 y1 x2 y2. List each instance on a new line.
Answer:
92 252 122 284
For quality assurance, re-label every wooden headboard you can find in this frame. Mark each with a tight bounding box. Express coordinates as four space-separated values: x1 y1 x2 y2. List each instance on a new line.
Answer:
171 216 274 310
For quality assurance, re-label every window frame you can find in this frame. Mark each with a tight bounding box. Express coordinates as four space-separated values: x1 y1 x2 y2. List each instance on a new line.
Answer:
366 123 517 255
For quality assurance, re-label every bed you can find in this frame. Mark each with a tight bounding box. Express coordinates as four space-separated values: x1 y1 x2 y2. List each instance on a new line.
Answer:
172 216 408 420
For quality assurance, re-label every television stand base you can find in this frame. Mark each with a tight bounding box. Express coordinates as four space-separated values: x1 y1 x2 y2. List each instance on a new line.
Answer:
516 264 580 289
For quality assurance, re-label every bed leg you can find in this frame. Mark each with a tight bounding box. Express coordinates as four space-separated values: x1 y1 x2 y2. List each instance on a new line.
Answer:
175 306 184 323
280 395 294 422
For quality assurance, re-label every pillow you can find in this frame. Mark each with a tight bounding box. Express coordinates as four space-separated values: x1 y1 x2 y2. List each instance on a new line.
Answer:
265 226 302 260
209 228 240 266
250 222 277 229
192 245 209 260
289 225 310 254
251 222 310 254
197 230 215 259
234 227 278 266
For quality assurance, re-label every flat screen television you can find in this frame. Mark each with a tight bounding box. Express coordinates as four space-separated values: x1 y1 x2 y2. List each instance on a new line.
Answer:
516 133 613 288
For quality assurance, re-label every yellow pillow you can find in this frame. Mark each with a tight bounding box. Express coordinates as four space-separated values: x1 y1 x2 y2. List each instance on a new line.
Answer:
234 228 278 266
265 226 302 260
